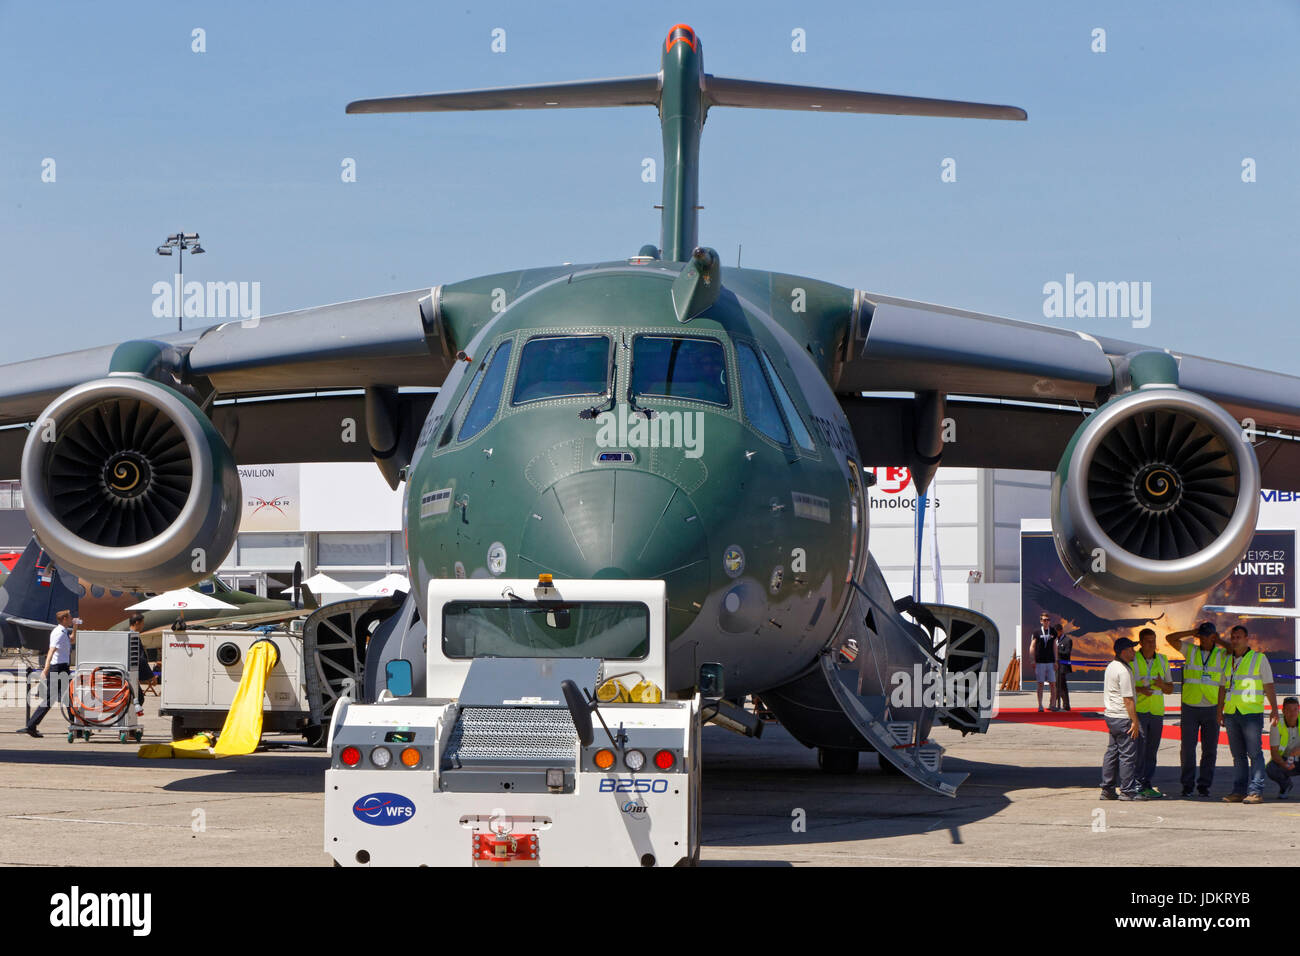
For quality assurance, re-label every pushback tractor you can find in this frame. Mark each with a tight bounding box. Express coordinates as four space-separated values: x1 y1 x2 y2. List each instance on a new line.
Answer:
324 577 701 866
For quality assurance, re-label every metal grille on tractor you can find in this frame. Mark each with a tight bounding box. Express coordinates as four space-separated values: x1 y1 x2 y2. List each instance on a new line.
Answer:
444 707 578 763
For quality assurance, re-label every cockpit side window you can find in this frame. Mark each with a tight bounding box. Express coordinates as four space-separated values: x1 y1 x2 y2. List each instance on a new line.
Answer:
457 340 513 442
759 351 816 452
512 335 611 404
629 336 729 406
735 341 789 445
438 358 487 448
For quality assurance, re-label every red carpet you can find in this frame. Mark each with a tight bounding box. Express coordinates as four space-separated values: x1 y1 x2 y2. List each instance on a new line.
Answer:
993 707 1271 747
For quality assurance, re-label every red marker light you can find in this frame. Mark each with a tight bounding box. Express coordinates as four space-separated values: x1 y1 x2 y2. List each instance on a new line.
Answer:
340 746 361 767
665 24 697 53
654 749 675 770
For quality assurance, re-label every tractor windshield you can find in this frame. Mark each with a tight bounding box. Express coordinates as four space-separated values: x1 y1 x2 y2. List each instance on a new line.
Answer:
442 600 649 660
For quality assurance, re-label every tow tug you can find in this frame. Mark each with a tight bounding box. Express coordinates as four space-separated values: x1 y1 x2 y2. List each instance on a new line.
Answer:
324 575 702 866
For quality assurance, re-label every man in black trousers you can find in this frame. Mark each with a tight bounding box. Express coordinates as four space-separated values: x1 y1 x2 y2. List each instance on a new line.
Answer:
18 609 77 738
1054 618 1073 712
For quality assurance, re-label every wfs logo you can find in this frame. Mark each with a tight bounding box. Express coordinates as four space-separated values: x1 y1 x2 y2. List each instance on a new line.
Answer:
352 792 416 826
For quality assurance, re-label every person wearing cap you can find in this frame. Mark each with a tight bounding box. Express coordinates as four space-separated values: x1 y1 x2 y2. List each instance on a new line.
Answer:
1029 611 1060 712
1218 624 1278 804
1266 696 1300 798
1131 628 1174 798
1101 637 1146 801
1165 620 1230 797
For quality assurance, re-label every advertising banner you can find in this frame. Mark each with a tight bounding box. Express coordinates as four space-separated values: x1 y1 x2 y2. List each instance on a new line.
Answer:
237 464 301 532
1020 529 1296 690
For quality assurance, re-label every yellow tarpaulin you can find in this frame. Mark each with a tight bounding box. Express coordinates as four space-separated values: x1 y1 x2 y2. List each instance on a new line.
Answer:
214 640 279 756
137 733 217 759
136 639 279 759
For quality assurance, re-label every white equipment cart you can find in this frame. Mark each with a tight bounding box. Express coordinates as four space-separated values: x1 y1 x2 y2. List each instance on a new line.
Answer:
64 631 142 744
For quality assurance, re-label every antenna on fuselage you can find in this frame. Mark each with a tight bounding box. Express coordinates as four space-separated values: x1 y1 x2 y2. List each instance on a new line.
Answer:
346 24 1025 264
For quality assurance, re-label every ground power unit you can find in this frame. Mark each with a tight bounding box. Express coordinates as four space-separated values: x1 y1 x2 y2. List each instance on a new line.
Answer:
161 629 308 741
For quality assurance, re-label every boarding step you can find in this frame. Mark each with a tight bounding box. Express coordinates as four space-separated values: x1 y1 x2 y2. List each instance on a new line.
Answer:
915 742 944 773
886 722 915 747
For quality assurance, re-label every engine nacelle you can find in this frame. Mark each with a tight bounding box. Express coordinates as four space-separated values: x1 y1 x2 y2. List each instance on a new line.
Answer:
1052 387 1259 603
20 376 240 591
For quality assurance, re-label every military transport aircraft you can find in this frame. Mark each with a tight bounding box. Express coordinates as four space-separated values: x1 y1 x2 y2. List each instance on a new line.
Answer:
3 24 1299 793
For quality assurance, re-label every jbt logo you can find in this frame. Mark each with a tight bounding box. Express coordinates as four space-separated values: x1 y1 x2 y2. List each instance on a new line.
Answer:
352 792 417 826
873 467 912 494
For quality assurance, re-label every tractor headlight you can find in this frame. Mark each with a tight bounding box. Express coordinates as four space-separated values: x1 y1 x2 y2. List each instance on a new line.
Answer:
624 749 646 771
370 746 393 769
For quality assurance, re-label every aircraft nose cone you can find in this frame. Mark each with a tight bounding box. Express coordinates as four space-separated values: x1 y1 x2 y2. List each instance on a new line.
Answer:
519 469 709 611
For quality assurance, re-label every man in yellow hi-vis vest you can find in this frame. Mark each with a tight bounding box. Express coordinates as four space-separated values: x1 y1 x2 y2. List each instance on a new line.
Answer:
1217 624 1279 804
1266 696 1300 798
1166 621 1231 797
1132 628 1175 799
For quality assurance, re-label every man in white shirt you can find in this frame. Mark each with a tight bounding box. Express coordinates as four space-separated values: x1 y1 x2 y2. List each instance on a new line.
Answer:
1101 637 1147 801
19 609 77 738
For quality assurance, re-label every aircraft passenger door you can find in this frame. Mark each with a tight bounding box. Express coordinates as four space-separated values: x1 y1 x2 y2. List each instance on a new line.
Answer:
844 460 867 584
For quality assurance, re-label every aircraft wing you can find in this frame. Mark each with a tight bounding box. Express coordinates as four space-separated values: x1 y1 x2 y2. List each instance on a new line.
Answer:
834 292 1300 491
0 288 457 478
1200 605 1300 619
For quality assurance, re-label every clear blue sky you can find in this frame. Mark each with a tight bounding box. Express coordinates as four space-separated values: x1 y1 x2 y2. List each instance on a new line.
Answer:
2 1 1297 368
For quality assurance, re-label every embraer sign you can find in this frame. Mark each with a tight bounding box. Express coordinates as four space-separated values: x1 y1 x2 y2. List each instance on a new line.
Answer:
1262 490 1300 502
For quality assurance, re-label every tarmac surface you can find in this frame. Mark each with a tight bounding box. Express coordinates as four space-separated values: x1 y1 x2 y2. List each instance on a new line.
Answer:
0 688 1297 866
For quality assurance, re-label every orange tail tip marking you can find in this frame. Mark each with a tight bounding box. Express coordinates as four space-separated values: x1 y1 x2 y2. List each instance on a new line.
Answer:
665 24 697 53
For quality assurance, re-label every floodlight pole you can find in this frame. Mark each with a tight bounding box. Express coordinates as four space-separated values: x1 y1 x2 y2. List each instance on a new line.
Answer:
157 232 204 332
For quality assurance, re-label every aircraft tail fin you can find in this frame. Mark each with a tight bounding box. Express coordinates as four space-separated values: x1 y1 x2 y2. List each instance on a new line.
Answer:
347 23 1026 262
0 537 80 649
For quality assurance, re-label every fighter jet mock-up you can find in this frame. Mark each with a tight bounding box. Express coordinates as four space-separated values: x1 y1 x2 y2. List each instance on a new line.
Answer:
4 25 1300 794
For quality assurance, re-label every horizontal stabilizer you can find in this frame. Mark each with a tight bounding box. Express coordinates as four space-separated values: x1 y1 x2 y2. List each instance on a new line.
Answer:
347 75 661 113
347 73 1025 122
704 75 1026 120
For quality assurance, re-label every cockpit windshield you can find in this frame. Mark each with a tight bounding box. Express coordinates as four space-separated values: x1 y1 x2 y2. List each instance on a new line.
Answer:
630 335 729 406
512 334 611 404
442 600 649 660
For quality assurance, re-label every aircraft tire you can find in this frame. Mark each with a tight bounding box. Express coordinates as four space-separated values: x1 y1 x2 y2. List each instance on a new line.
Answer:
878 753 905 775
817 747 859 774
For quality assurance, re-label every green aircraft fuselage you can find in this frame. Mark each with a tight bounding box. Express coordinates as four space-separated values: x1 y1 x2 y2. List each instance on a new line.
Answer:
405 260 866 695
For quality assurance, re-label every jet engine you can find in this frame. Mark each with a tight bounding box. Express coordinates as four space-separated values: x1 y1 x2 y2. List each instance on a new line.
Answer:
20 376 240 591
1052 387 1259 603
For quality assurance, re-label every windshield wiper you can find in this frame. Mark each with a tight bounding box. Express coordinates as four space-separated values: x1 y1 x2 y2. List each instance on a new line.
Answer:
579 339 619 419
627 393 656 419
